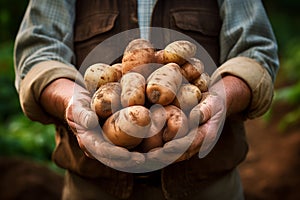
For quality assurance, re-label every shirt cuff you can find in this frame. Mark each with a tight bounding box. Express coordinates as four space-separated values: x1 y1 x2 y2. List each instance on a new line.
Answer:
211 56 274 119
19 60 85 124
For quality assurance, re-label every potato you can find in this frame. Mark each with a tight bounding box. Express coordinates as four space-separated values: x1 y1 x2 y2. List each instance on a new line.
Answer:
139 105 167 152
173 84 202 113
181 58 204 82
164 40 197 65
162 105 189 142
146 63 182 105
193 72 211 92
140 104 189 151
84 63 121 94
111 63 123 79
120 72 146 107
139 129 163 153
122 38 156 74
102 105 152 149
90 82 121 119
154 49 166 64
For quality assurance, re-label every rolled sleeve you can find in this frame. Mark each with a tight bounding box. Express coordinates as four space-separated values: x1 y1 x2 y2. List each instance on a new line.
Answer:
211 56 273 119
19 60 85 124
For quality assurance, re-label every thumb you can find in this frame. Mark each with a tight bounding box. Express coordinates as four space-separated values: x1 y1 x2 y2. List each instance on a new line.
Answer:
81 110 99 129
189 100 212 128
66 97 99 129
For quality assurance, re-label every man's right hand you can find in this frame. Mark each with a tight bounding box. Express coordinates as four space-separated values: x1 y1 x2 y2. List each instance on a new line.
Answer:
41 78 146 172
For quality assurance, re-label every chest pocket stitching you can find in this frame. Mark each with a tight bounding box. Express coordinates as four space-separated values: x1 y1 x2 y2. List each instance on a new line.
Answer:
170 8 221 37
74 11 119 42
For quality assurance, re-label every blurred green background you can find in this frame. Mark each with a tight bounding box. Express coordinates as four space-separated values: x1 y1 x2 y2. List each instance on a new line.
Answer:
0 0 299 168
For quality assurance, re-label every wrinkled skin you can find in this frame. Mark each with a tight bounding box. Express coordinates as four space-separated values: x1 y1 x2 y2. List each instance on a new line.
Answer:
146 75 251 166
41 78 146 171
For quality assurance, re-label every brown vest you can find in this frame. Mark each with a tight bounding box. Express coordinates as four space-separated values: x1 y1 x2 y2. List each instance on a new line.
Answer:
52 1 249 199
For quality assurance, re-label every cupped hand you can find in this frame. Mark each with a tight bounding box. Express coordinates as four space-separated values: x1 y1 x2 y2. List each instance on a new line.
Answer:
65 83 146 172
146 92 226 165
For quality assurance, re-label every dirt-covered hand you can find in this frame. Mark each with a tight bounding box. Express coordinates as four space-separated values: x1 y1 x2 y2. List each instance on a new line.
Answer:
146 92 226 165
65 85 145 171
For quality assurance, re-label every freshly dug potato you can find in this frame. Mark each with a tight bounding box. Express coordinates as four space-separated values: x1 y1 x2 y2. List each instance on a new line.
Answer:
111 63 123 79
164 40 197 65
146 63 182 105
120 72 146 107
122 38 156 74
173 84 202 113
139 129 163 153
84 63 121 93
181 58 204 82
90 82 121 119
162 105 189 142
102 105 151 149
139 105 167 152
193 72 211 92
154 49 166 64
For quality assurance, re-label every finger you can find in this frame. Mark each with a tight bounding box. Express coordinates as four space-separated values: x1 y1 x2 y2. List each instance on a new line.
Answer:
189 101 211 128
68 106 99 129
162 128 198 153
165 126 206 163
96 142 132 160
198 111 225 158
80 110 99 129
76 135 96 159
146 148 182 166
76 130 132 160
98 152 145 171
66 96 99 129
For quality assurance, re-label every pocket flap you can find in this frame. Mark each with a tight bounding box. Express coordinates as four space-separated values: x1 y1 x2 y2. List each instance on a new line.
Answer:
172 9 220 36
74 12 118 42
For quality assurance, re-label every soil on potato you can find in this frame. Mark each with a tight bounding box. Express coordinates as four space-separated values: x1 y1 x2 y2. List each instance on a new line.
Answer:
0 103 299 199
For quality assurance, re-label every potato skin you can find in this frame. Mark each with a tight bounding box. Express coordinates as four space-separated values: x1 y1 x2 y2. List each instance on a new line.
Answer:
111 63 123 79
146 63 182 105
139 129 163 153
181 58 204 82
154 49 166 64
90 82 121 119
193 72 211 92
173 84 202 113
163 105 189 142
102 105 151 149
139 105 167 152
84 63 120 94
164 40 197 65
120 72 146 107
122 39 155 74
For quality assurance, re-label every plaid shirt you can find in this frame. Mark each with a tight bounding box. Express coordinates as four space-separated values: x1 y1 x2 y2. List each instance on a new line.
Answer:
137 0 158 40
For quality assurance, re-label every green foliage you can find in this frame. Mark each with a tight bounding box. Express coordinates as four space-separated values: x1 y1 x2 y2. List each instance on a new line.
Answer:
0 0 58 167
262 0 300 131
0 42 22 121
279 39 300 82
0 0 29 43
270 40 300 131
0 115 56 161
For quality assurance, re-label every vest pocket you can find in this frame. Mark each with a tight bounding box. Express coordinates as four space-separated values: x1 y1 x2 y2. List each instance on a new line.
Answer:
170 9 221 37
74 12 119 66
169 8 221 64
74 12 119 42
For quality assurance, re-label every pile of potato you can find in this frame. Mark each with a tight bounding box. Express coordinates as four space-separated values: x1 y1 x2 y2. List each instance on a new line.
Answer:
83 39 211 152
